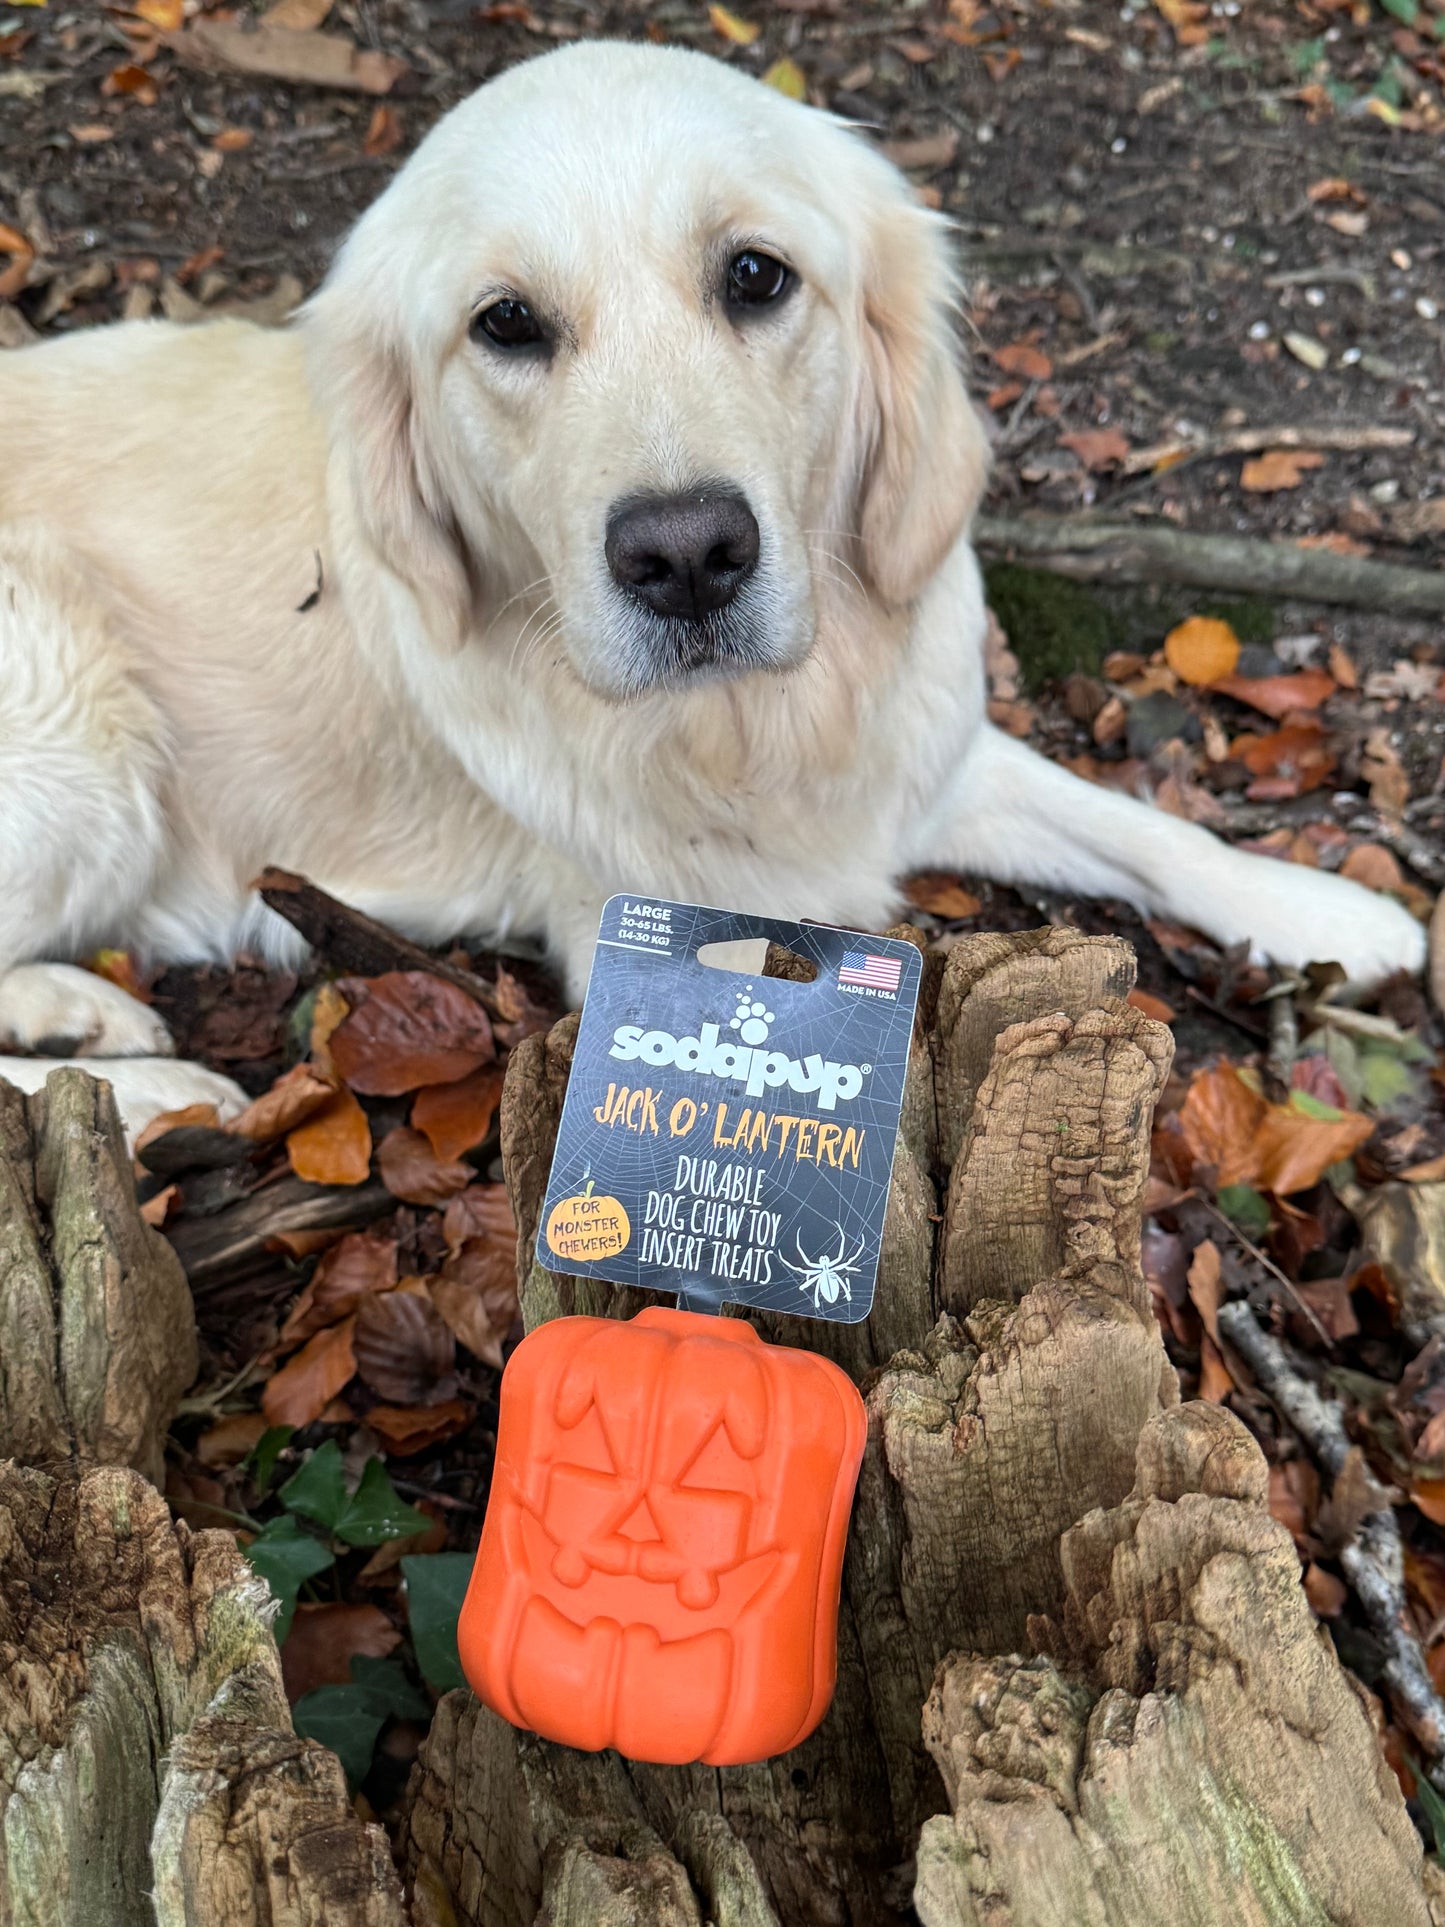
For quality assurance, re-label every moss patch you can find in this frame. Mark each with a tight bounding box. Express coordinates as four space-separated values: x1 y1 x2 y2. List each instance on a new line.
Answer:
984 563 1277 694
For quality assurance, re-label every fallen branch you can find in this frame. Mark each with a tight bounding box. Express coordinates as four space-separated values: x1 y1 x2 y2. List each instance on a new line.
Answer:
973 515 1445 615
1120 423 1413 478
167 1171 394 1294
255 867 506 1020
1217 1299 1445 1794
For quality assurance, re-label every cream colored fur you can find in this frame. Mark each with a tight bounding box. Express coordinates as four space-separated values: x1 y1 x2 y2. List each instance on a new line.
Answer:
0 42 1424 1134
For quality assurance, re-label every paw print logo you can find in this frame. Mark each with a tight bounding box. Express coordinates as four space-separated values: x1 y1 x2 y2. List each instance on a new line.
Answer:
730 989 775 1047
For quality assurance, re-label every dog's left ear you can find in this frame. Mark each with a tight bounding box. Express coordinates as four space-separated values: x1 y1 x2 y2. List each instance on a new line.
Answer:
304 289 474 650
855 199 990 608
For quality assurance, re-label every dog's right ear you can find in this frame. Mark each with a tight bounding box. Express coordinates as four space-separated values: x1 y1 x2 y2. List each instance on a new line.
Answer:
304 291 473 650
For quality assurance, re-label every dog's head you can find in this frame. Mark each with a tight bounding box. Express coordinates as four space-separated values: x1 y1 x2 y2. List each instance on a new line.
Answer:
305 42 988 699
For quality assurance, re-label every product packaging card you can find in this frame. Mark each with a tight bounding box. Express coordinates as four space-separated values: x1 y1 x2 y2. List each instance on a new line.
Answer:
538 896 922 1323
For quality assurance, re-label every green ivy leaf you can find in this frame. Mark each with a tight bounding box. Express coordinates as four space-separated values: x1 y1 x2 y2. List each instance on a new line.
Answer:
243 1514 334 1642
403 1552 474 1692
279 1439 349 1534
1216 1184 1272 1240
293 1656 431 1789
1288 1089 1345 1122
1413 1761 1445 1863
1380 0 1419 24
1360 1048 1421 1112
334 1457 431 1548
246 1424 293 1497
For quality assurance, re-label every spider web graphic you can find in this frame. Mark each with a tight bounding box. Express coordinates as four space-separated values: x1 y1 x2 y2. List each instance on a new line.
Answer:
539 897 921 1326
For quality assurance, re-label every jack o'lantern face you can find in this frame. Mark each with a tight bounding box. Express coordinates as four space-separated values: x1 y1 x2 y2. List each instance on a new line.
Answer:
459 1307 866 1767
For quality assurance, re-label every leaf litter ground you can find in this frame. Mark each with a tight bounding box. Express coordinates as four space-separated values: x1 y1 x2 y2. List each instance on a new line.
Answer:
3 0 1445 1866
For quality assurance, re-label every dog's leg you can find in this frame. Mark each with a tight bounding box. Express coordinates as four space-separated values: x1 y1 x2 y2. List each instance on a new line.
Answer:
911 723 1426 983
0 527 247 1131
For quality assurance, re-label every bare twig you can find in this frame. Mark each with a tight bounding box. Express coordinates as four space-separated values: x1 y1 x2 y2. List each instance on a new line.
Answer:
1119 423 1412 478
1198 1195 1330 1348
973 515 1445 616
254 866 506 1019
1217 1300 1445 1794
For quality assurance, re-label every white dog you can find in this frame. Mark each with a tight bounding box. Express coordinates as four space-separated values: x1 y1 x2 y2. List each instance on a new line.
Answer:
0 41 1424 1135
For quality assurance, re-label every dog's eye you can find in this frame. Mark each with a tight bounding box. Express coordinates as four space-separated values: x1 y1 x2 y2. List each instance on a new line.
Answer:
726 250 792 310
472 298 547 349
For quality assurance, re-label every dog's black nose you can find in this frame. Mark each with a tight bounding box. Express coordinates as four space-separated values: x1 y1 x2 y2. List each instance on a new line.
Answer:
605 491 760 621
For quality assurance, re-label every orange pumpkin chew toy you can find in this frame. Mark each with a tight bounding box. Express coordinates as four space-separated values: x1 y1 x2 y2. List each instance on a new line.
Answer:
458 1306 866 1765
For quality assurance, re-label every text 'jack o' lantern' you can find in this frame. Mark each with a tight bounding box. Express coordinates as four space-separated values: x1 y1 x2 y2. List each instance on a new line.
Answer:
458 1306 866 1765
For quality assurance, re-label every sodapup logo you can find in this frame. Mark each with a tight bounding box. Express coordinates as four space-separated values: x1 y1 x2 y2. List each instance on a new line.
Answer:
609 985 866 1112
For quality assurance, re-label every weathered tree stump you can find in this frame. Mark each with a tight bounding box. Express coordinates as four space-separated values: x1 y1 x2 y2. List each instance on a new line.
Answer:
0 1459 405 1926
0 1068 196 1484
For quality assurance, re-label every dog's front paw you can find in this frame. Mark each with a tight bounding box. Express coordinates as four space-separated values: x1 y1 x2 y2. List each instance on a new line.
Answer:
0 1055 248 1149
0 963 176 1057
1220 863 1427 985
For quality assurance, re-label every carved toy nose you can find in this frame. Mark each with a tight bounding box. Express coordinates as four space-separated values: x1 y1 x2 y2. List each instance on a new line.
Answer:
605 491 760 622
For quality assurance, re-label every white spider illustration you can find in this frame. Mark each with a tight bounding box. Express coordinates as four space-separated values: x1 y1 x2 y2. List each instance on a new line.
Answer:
780 1224 867 1311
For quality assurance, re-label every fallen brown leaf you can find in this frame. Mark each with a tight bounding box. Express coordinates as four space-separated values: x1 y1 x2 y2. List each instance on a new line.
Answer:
1164 616 1240 687
1126 987 1175 1023
362 103 403 156
262 1315 357 1428
281 1602 399 1704
228 1062 339 1142
1058 426 1131 472
1307 176 1365 204
169 19 406 94
353 1287 456 1405
1186 1238 1222 1342
1198 1332 1234 1404
1340 843 1407 894
1177 1063 1372 1194
134 0 185 28
429 1237 519 1370
365 1399 473 1457
377 1126 473 1206
1240 449 1326 493
1361 727 1410 814
902 873 982 920
708 3 760 42
103 63 158 103
411 1064 505 1163
880 130 959 171
330 972 494 1095
1303 1564 1348 1617
442 1182 516 1256
1327 641 1359 689
993 340 1052 381
140 1183 179 1228
277 1230 398 1352
286 1086 372 1186
134 1102 222 1159
263 0 335 26
1210 668 1335 719
196 1411 269 1467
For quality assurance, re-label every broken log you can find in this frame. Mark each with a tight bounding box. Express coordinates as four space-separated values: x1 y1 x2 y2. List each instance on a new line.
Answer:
974 513 1445 615
0 1459 405 1927
0 1068 196 1483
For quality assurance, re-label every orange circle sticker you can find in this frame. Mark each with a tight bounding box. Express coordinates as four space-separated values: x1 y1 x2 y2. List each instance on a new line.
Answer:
545 1181 631 1263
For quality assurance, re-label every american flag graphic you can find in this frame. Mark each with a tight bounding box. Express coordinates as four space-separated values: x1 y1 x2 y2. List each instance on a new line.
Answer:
839 951 903 993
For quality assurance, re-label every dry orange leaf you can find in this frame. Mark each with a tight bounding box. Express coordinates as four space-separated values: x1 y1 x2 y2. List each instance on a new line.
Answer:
262 1315 357 1428
993 341 1052 381
1058 427 1130 471
140 1183 179 1228
1307 176 1363 204
708 3 760 41
1186 1238 1222 1342
228 1061 338 1142
69 125 117 144
86 947 152 1001
0 220 34 302
134 1102 222 1158
134 0 186 27
903 872 982 920
411 1064 505 1163
103 62 158 100
1340 842 1406 894
1240 449 1325 492
377 1125 473 1206
1198 1333 1234 1404
1177 1063 1372 1194
212 126 253 152
986 380 1025 411
286 1086 372 1185
362 102 403 155
1209 668 1335 719
1163 616 1240 687
1127 987 1175 1023
1413 1479 1445 1528
1233 718 1335 800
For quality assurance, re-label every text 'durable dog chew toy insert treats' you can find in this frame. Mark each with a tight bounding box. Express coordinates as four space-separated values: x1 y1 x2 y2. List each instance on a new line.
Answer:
459 896 919 1766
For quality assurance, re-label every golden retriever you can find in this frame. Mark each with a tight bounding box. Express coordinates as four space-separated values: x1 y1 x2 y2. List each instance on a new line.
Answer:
0 41 1424 1133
